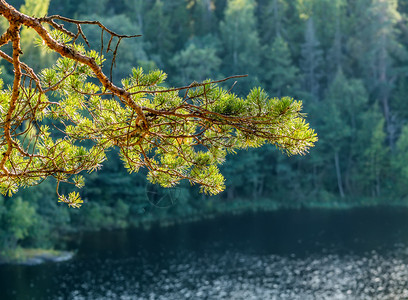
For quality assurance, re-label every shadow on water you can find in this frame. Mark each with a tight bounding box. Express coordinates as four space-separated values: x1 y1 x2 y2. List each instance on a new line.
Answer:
2 207 408 299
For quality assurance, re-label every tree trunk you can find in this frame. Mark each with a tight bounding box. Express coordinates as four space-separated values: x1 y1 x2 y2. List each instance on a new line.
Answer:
334 151 345 198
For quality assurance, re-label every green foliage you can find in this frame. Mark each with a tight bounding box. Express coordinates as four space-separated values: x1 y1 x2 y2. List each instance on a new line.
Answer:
144 0 176 63
300 18 324 99
394 125 408 183
0 1 316 211
58 192 83 208
262 36 299 98
20 0 55 69
220 0 261 92
362 118 389 197
170 42 221 84
4 0 408 253
0 197 36 249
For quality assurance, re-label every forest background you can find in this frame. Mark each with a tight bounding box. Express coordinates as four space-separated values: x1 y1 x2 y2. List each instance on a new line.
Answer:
1 0 408 253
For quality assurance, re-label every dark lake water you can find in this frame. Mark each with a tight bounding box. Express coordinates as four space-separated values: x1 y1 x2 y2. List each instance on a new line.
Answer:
2 207 408 299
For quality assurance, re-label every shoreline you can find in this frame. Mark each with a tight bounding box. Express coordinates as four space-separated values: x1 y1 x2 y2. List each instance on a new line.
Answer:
0 248 74 266
130 198 408 229
3 200 408 265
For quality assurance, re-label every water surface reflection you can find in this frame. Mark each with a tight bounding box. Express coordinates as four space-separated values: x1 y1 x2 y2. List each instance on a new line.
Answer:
2 207 408 299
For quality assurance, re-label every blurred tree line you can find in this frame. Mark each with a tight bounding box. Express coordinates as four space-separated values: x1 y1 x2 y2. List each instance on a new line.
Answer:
2 0 408 253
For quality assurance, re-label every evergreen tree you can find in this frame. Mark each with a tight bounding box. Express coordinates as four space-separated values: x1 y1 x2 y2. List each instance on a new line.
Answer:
76 0 108 16
144 0 176 66
325 0 346 81
297 0 346 51
170 41 222 85
393 124 408 197
220 0 261 93
258 0 288 42
300 18 324 100
391 77 408 121
262 36 299 98
123 0 145 32
187 0 217 36
349 0 406 148
222 148 265 200
361 117 389 197
317 70 369 197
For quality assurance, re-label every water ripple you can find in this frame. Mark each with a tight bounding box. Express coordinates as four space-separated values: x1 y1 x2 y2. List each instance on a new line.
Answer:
54 246 408 299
